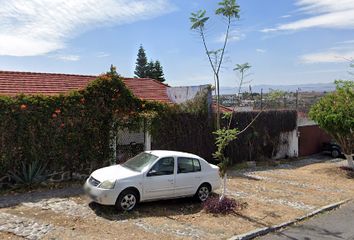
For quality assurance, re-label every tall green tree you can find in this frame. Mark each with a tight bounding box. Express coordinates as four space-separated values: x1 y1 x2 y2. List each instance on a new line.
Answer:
134 45 148 78
190 0 241 130
151 60 165 82
134 45 166 82
309 80 354 169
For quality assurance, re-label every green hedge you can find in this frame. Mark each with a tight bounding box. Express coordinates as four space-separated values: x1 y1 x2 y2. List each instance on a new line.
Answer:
152 110 297 164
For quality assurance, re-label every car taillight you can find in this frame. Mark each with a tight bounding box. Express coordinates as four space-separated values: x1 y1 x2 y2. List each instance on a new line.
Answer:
219 168 222 177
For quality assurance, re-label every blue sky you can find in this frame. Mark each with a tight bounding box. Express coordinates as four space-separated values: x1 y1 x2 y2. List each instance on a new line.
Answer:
0 0 353 89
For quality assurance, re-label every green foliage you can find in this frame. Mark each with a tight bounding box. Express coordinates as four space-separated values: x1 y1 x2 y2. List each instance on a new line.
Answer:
146 60 165 82
189 10 209 30
134 45 165 82
6 160 52 188
216 0 240 19
134 45 148 78
213 113 239 176
309 80 354 155
0 66 159 176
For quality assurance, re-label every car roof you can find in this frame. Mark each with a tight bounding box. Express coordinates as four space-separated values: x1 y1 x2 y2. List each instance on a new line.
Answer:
146 150 202 159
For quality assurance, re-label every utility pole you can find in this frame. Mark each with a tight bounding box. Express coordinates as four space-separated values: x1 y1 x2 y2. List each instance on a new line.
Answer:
296 89 298 112
260 88 263 110
296 87 301 112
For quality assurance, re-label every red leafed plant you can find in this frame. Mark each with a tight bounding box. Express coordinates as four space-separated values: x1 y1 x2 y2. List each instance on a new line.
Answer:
202 195 247 214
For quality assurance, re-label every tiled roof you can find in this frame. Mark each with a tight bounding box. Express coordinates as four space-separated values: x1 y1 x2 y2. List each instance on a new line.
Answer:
212 103 233 113
122 78 171 103
0 71 172 103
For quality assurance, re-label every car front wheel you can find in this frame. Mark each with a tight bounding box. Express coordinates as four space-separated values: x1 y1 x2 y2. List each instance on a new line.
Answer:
194 184 210 202
115 189 138 211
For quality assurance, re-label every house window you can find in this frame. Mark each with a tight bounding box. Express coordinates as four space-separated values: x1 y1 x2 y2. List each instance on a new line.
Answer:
177 157 201 173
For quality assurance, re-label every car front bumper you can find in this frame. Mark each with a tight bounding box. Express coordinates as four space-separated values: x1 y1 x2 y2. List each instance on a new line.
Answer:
84 181 119 205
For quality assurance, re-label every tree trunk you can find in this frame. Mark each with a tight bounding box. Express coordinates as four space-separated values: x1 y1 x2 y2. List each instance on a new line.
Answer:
219 172 227 201
344 154 354 169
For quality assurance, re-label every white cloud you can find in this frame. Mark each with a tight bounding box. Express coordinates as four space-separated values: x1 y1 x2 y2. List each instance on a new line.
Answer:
300 40 354 63
56 55 81 61
261 0 354 32
96 52 110 58
215 30 245 43
291 69 347 75
0 0 177 57
256 49 266 53
281 15 292 18
300 51 354 63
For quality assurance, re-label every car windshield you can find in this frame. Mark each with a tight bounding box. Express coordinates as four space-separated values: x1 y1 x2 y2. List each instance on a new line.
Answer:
121 152 158 172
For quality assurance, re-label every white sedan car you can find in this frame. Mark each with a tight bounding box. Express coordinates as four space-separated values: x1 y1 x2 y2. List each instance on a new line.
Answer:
84 150 221 211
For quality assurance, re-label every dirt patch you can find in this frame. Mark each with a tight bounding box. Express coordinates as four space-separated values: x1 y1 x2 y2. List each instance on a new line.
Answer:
0 160 353 240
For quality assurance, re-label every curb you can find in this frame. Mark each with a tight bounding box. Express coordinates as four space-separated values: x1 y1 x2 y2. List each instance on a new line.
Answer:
228 198 353 240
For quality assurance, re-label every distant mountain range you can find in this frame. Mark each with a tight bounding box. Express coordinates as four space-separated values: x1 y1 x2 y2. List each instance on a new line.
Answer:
219 82 336 95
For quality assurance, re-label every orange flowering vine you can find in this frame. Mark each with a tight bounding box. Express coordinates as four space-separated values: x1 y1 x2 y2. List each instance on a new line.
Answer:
131 111 135 115
61 124 65 127
55 110 61 114
52 114 57 118
142 104 145 108
21 105 26 109
81 98 85 104
112 98 115 101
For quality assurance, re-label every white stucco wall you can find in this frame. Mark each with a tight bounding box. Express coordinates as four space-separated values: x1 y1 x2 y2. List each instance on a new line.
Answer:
275 130 298 159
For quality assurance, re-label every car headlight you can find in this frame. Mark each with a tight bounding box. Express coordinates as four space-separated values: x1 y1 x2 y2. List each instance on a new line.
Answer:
99 179 116 189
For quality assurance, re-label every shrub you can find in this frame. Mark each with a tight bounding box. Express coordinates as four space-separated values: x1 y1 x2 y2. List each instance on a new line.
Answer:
6 160 53 188
202 195 247 214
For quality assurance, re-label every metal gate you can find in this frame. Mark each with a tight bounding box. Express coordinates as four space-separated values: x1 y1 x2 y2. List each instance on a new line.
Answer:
298 125 331 157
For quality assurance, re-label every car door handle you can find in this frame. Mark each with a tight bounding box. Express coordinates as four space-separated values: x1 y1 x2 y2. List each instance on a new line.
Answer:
168 179 174 182
196 176 201 179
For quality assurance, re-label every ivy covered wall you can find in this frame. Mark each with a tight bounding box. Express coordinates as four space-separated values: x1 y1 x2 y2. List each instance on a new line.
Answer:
0 67 160 176
152 110 297 164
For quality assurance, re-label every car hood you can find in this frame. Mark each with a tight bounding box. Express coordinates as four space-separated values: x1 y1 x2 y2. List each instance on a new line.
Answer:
91 164 140 182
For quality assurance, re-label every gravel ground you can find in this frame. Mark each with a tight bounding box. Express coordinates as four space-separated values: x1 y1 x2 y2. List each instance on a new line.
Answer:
0 153 352 240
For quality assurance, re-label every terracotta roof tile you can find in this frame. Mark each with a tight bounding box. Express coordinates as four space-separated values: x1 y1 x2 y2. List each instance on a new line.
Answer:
0 71 172 103
212 103 233 113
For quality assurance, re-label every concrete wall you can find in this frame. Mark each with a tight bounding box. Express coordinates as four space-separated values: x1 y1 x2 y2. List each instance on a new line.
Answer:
275 130 298 159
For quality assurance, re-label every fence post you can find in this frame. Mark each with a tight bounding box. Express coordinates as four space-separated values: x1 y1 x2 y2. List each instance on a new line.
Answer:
109 121 117 165
145 127 151 151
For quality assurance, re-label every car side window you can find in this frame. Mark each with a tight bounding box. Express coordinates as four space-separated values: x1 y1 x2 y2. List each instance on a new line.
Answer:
177 157 201 174
147 157 174 176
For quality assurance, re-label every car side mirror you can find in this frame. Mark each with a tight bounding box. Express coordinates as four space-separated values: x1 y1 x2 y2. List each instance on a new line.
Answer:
147 169 157 177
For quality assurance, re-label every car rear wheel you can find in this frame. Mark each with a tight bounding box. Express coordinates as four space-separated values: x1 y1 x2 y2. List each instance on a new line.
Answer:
115 189 138 211
331 149 340 158
194 183 210 202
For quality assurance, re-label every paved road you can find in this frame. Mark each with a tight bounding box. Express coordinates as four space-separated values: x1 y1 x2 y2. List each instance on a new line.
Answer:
257 200 354 240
